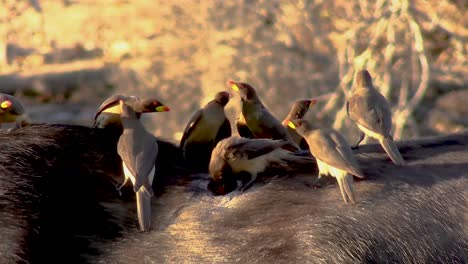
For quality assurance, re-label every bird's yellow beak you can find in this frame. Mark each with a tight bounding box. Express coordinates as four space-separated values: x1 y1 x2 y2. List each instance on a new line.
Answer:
228 80 239 91
288 121 296 129
1 100 12 109
310 99 318 107
156 105 170 112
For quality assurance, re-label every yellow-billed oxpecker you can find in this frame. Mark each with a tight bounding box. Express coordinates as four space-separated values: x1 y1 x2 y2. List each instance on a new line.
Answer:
288 119 365 204
235 114 255 138
208 136 314 194
94 94 169 129
0 93 28 128
346 70 405 165
117 100 160 231
228 81 299 149
282 99 317 149
180 91 232 171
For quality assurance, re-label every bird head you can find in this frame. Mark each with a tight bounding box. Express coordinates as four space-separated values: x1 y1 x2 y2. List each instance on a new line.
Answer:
139 98 170 113
227 80 257 101
214 91 231 107
282 99 317 126
355 70 374 88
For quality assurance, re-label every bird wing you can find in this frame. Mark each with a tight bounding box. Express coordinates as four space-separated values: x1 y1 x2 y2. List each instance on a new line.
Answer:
347 93 392 136
308 130 362 176
94 94 128 120
251 106 288 140
118 132 158 191
134 138 158 190
329 131 364 177
179 109 203 149
236 114 255 138
226 138 284 160
215 117 232 143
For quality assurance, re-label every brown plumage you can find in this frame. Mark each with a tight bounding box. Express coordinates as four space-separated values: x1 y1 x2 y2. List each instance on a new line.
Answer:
117 100 161 231
346 70 405 165
208 136 314 194
179 91 232 171
289 119 364 204
282 99 317 149
228 80 299 149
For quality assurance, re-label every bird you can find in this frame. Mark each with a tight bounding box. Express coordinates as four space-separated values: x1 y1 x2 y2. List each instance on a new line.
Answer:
179 91 232 171
282 99 317 149
0 93 29 128
288 119 365 204
346 70 405 165
235 114 255 138
93 94 169 129
208 136 314 194
117 100 161 231
228 80 299 149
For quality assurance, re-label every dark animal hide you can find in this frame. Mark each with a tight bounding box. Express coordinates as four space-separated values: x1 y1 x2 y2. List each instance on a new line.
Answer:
0 124 466 263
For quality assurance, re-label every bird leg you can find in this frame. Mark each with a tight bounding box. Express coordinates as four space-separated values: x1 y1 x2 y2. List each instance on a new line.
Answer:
240 173 257 192
352 132 365 149
312 174 324 188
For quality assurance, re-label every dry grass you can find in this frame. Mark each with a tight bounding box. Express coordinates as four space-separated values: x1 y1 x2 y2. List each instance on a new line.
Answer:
0 0 466 141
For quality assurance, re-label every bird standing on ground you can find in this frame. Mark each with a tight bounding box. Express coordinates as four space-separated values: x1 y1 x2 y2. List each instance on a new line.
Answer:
346 70 405 165
179 91 232 171
282 99 317 149
0 93 28 128
117 100 161 231
94 94 169 129
288 119 365 204
208 136 314 194
228 80 299 149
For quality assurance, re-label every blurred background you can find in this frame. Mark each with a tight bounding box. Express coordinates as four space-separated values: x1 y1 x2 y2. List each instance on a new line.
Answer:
0 0 466 143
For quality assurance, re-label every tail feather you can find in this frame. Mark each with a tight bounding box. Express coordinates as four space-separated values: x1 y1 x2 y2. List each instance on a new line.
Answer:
336 176 349 203
136 187 152 232
379 137 405 165
343 174 356 204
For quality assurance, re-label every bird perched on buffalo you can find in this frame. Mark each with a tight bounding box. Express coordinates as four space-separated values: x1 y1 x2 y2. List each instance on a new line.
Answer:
228 80 299 149
235 114 255 138
117 100 161 231
346 70 405 165
288 119 365 204
179 91 232 171
0 93 29 128
94 94 169 129
282 99 317 149
208 136 314 195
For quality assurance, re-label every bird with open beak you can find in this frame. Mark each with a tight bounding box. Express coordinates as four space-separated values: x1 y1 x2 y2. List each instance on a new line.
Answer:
208 136 314 194
288 119 365 204
94 94 169 129
282 99 318 149
180 91 232 171
228 80 299 149
0 93 29 128
117 100 161 231
346 70 405 165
